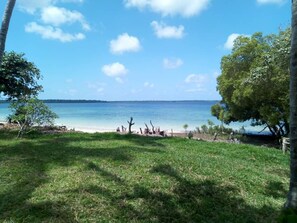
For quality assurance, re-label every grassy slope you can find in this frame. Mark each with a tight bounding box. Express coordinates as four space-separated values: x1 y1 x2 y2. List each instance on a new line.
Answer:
0 131 289 223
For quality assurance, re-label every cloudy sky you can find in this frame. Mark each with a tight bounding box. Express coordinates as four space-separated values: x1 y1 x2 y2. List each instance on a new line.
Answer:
1 0 290 100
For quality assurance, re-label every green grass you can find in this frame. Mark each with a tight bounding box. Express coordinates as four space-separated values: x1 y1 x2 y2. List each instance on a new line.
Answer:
0 130 290 222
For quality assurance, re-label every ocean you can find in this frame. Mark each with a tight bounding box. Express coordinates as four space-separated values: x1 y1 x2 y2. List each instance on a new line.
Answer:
0 101 261 133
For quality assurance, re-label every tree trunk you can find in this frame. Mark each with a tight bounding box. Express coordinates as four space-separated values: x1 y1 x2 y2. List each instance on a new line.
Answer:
285 0 297 210
0 0 16 65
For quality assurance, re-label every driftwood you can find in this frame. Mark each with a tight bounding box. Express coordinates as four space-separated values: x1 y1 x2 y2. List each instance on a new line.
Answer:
144 123 150 134
127 117 135 134
121 125 126 132
282 137 290 153
150 120 155 134
138 121 166 137
213 132 218 141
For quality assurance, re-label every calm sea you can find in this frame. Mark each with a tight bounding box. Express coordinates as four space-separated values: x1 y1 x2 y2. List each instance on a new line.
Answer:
0 101 260 133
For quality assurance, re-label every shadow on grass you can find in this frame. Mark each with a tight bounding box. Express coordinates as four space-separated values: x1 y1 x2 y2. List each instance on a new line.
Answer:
0 132 165 222
86 161 125 183
0 131 285 222
264 181 287 199
67 163 278 222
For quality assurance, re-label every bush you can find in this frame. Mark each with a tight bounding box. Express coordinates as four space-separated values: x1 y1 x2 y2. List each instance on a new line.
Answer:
8 98 58 138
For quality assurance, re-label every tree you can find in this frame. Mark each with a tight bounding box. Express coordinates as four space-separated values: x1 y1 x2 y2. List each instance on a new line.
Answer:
212 28 290 137
183 124 188 133
8 98 58 138
0 51 42 99
285 0 297 211
0 0 16 65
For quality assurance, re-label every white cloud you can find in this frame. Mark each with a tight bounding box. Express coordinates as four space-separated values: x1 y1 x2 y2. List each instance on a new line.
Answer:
18 0 52 14
151 21 184 39
41 6 90 30
224 33 249 50
163 58 183 69
185 74 207 84
18 0 85 14
124 0 210 17
65 78 73 83
102 62 128 77
25 22 85 42
110 33 141 54
96 87 104 93
184 74 208 92
257 0 286 4
68 88 78 95
87 82 106 92
144 82 154 88
19 0 90 42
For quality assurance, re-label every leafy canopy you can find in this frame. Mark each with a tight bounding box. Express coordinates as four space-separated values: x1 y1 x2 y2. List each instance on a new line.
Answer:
212 28 290 136
0 51 42 100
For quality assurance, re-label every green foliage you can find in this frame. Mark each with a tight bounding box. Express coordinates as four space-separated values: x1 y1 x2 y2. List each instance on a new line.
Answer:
212 28 290 136
0 51 42 100
201 124 208 134
8 97 58 138
279 209 297 223
201 122 234 135
183 123 188 132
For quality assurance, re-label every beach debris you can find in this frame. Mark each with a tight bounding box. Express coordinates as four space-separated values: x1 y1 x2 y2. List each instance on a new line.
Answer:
150 120 155 134
121 125 126 132
281 137 290 153
116 127 120 132
144 123 150 134
213 132 218 141
136 121 166 137
127 117 135 134
187 131 193 139
229 131 234 141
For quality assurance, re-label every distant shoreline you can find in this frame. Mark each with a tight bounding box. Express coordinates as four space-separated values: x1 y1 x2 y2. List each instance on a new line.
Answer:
0 99 220 103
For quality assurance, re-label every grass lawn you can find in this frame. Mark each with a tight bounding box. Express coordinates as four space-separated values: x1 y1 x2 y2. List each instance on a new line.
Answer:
0 130 290 222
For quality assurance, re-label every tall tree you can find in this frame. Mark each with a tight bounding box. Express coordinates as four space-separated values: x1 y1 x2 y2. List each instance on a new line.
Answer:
0 0 16 66
285 0 297 210
212 29 290 137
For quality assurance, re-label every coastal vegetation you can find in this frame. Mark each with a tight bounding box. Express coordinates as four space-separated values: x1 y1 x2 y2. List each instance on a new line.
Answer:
211 28 290 137
0 130 289 222
8 98 58 138
0 52 58 138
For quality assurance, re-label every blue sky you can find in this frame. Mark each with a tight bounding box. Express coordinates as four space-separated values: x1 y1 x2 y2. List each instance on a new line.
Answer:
1 0 290 100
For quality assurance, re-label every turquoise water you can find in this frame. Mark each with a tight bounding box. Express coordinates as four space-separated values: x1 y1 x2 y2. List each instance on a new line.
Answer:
0 101 259 133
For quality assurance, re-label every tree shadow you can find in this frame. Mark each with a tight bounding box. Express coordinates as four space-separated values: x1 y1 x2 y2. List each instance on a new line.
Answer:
0 131 286 222
64 163 281 222
85 161 124 183
264 181 287 199
0 133 165 221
